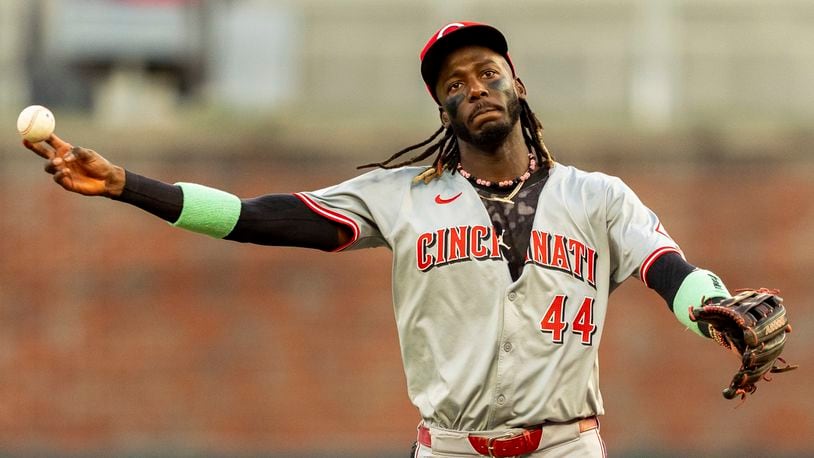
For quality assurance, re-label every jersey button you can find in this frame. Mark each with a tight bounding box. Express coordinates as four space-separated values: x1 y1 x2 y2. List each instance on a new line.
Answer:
503 342 513 352
507 292 517 301
496 394 506 405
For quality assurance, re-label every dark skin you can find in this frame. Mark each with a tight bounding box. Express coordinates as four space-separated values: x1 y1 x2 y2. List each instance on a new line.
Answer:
25 136 126 197
23 45 527 248
435 45 529 184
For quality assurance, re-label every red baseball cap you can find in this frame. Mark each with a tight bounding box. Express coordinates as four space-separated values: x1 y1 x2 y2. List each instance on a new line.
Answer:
420 21 515 105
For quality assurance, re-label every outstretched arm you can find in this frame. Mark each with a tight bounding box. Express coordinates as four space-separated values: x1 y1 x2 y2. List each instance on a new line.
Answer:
646 252 796 399
25 135 352 250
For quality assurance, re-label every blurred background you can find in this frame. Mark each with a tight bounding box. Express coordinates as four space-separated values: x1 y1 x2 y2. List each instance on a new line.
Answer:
1 0 812 456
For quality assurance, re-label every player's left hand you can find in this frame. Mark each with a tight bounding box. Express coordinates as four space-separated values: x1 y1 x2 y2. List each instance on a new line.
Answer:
690 288 797 400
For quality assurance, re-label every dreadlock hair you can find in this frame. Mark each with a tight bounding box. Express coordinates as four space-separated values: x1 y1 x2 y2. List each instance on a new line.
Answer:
357 99 555 184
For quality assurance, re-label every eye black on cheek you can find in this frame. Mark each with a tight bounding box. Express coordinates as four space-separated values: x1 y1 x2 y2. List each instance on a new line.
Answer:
443 93 464 120
487 77 512 93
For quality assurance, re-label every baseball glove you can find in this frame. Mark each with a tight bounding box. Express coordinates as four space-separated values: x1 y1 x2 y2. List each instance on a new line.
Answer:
690 288 797 400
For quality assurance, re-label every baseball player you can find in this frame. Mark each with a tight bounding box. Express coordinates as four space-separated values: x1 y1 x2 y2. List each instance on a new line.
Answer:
24 22 793 458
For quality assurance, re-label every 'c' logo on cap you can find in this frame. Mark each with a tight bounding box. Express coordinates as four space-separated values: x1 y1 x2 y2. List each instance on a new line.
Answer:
437 23 465 39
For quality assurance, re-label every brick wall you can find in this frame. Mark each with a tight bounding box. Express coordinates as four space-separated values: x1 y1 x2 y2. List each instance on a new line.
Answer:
1 156 812 456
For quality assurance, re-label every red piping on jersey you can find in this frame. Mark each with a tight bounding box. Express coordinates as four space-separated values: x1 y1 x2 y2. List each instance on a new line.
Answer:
640 246 683 288
293 192 360 252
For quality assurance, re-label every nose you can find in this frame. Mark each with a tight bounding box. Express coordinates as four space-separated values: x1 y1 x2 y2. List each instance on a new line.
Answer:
468 79 489 101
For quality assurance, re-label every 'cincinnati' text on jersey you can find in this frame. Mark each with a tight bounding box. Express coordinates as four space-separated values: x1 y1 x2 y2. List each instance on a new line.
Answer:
415 225 598 287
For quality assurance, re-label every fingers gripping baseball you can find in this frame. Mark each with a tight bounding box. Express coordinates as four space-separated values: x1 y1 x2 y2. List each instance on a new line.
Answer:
25 134 125 197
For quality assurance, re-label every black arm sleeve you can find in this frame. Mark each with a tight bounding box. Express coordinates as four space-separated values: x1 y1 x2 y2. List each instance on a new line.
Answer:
113 170 183 222
646 252 713 338
224 194 341 251
645 252 697 310
113 170 341 251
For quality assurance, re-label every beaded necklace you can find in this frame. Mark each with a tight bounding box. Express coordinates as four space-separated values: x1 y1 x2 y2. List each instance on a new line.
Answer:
457 153 538 205
456 153 537 188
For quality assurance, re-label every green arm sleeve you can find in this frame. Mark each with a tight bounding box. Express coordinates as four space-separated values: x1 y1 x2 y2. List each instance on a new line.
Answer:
672 269 731 337
171 182 241 238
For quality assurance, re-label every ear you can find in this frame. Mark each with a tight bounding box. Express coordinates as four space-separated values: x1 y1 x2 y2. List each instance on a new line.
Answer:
438 106 451 128
514 77 527 100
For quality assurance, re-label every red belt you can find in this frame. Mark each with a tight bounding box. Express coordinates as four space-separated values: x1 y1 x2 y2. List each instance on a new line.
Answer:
417 416 598 457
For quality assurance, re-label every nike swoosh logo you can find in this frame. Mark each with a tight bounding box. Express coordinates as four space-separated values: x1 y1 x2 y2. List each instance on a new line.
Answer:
434 192 463 204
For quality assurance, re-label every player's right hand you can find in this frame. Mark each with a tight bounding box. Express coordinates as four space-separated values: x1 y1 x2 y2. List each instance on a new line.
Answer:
24 134 125 197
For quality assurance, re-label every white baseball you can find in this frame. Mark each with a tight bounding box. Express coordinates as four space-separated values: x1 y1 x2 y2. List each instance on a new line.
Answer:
17 105 56 143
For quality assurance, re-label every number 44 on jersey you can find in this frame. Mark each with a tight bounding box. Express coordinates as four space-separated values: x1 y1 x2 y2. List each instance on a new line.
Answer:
540 295 597 346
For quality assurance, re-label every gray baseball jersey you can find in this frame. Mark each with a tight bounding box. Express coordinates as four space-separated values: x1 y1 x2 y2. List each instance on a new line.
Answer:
296 163 680 431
